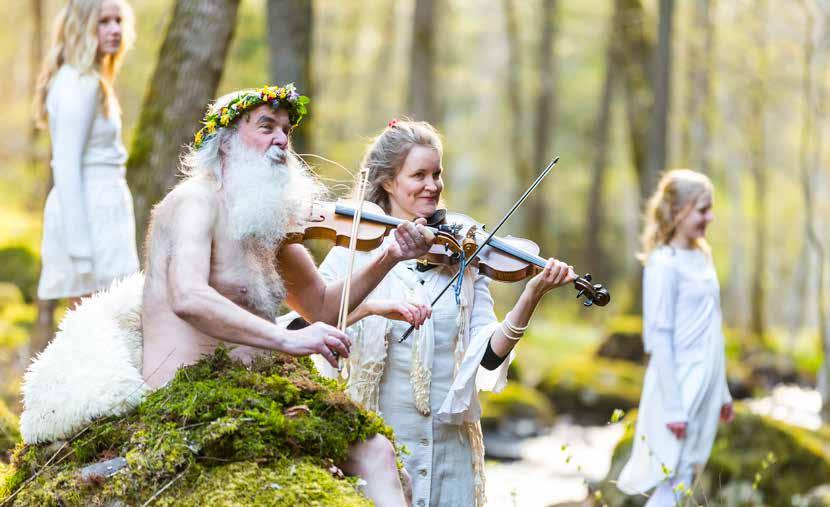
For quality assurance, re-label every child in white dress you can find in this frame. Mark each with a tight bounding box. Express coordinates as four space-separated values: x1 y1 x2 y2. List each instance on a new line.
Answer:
34 0 139 302
618 169 733 506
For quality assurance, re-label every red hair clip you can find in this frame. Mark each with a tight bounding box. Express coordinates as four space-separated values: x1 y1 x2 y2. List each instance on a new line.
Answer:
387 118 399 128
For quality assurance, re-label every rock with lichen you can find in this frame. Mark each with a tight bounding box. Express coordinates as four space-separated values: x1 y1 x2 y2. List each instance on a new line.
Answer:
0 348 397 506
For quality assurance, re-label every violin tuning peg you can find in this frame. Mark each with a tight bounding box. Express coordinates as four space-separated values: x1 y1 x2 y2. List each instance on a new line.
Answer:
583 273 592 282
583 299 594 307
576 289 585 300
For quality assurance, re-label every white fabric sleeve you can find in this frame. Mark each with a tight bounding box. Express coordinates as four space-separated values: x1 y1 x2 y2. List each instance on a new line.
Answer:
721 371 733 405
49 69 98 268
642 258 686 423
470 275 513 392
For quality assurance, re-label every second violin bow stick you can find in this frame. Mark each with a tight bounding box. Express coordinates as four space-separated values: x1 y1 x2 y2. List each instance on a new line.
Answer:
399 156 559 342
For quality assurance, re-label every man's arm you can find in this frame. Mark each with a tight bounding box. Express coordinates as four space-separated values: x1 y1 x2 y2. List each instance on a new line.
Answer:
280 220 435 325
165 190 349 363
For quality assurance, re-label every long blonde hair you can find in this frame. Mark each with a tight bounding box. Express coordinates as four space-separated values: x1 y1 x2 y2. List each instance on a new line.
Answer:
34 0 135 129
358 119 443 213
638 169 713 263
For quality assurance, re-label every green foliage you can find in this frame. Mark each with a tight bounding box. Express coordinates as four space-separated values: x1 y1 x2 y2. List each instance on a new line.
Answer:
1 348 395 506
538 354 644 424
602 405 830 507
0 247 39 304
479 383 555 433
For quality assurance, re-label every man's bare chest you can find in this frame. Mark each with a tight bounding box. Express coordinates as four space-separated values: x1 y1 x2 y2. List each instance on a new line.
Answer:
209 238 285 319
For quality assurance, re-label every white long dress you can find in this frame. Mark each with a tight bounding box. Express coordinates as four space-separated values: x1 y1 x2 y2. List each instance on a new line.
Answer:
617 246 732 494
38 65 139 299
307 238 511 507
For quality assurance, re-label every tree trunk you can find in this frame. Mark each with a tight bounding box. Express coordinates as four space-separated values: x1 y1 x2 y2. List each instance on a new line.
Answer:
408 0 436 121
127 0 241 259
365 1 399 132
267 0 313 155
29 0 57 358
646 0 674 189
798 0 830 421
681 0 715 174
614 0 656 200
613 0 655 314
748 1 768 341
529 0 559 255
503 0 533 238
584 23 615 282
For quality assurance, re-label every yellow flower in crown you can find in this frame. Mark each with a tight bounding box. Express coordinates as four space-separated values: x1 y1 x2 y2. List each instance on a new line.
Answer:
205 119 217 134
220 113 231 126
279 88 287 99
194 130 204 145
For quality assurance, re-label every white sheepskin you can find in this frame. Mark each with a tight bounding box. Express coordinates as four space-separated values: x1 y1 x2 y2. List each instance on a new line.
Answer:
20 272 149 444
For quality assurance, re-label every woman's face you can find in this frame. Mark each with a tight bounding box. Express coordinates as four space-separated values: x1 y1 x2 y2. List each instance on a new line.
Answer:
384 145 443 220
97 0 124 56
674 191 714 244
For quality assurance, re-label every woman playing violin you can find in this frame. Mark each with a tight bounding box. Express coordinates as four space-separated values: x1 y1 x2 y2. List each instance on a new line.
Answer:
316 120 577 507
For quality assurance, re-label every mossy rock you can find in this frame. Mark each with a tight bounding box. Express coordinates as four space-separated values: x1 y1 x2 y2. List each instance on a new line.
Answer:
0 348 394 506
595 315 645 365
600 405 830 507
479 384 555 436
0 400 20 461
0 247 39 304
538 355 643 425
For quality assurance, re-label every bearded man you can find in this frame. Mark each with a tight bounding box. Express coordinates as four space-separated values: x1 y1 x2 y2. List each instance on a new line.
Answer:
21 85 432 507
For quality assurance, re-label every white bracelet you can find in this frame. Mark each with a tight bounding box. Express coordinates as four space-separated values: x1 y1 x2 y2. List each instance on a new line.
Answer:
500 320 524 341
503 313 529 335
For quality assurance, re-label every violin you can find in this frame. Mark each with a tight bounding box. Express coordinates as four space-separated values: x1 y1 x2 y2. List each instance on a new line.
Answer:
284 199 465 263
286 200 609 308
421 211 610 307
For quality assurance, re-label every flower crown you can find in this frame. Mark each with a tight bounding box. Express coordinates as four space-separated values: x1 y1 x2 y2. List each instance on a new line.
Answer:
193 84 310 149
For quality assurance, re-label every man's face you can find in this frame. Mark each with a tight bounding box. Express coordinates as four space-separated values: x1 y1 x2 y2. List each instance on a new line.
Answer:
236 105 291 162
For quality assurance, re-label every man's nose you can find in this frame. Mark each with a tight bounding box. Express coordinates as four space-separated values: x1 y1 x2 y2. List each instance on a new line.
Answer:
273 130 288 150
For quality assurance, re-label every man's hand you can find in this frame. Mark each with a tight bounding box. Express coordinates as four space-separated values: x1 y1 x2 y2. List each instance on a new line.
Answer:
282 322 352 368
720 403 734 423
365 300 432 328
387 218 435 262
666 421 687 439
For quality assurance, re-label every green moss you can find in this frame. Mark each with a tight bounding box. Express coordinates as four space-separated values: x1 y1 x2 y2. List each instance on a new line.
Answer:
538 354 644 424
479 384 555 433
604 315 643 336
0 246 39 303
0 400 20 460
1 348 396 506
601 405 830 507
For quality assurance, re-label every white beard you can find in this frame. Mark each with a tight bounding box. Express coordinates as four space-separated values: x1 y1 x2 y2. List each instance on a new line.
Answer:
222 136 322 248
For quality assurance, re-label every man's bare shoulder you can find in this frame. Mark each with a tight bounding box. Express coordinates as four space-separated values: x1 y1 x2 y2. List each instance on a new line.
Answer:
153 175 220 224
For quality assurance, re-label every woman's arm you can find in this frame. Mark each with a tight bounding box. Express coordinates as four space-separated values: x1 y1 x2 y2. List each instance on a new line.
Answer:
481 258 576 369
49 69 98 273
643 259 687 427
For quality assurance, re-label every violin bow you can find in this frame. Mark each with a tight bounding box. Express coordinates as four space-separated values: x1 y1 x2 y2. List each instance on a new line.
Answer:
336 167 371 372
399 156 559 342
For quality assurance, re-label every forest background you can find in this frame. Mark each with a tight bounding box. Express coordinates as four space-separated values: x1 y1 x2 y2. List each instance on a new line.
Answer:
0 0 829 502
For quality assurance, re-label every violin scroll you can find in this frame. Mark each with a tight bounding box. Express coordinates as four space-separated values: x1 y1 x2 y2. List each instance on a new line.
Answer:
574 273 610 307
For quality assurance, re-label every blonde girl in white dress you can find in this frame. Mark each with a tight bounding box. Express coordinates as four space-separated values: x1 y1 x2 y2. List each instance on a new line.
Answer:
305 120 576 507
34 0 139 305
617 169 734 506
